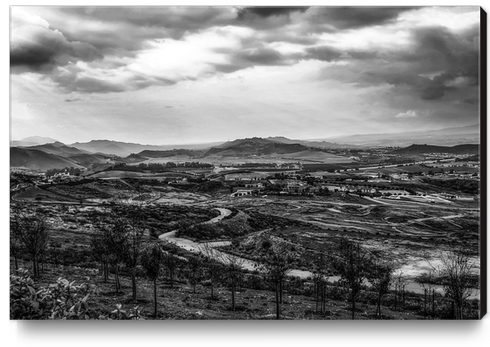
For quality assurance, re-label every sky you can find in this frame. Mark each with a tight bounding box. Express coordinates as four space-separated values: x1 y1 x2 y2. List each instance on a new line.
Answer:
9 5 481 145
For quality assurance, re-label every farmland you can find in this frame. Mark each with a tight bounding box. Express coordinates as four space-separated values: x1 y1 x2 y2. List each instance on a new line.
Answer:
10 150 481 320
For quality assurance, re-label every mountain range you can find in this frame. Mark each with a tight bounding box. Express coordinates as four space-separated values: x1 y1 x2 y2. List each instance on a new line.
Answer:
315 123 480 147
392 144 480 155
10 123 481 171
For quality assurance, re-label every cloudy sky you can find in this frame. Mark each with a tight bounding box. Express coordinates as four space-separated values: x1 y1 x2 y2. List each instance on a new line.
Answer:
10 6 481 145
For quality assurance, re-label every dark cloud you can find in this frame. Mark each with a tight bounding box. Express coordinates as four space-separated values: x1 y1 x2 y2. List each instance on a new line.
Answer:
48 65 125 94
315 23 479 104
303 7 417 31
65 98 82 102
213 46 289 74
237 7 308 19
53 7 235 51
11 22 101 72
305 46 343 61
235 47 284 65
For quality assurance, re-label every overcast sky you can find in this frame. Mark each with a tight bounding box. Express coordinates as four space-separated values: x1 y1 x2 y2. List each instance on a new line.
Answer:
10 6 480 145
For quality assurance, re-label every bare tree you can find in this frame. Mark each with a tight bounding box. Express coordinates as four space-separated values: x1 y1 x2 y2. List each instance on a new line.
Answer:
218 252 245 311
256 238 296 320
393 271 408 310
311 251 329 314
11 206 49 277
10 223 23 271
140 241 164 317
430 250 477 319
90 228 111 282
331 237 372 320
99 205 147 301
186 255 203 293
96 216 127 295
161 243 179 288
122 216 146 303
200 243 223 299
367 258 395 318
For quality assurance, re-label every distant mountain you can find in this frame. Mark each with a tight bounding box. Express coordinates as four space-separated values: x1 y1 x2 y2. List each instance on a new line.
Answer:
26 142 87 157
393 144 480 155
266 136 302 144
267 136 357 149
71 140 226 157
205 137 331 157
217 137 277 149
138 149 200 158
65 153 112 168
10 136 59 147
10 147 84 171
119 153 147 164
318 124 480 147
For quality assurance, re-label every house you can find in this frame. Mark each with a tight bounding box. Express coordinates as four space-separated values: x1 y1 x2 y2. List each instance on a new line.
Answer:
245 182 264 189
321 185 342 192
380 189 410 196
230 189 255 197
225 172 269 181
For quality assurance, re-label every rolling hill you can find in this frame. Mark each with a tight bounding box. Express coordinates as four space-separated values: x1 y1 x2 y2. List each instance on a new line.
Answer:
138 149 199 158
393 144 480 155
10 136 59 147
10 147 84 171
321 124 480 147
26 142 87 157
202 137 351 163
71 140 226 157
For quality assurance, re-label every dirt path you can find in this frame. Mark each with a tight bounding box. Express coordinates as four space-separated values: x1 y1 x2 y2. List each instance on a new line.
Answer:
157 207 480 300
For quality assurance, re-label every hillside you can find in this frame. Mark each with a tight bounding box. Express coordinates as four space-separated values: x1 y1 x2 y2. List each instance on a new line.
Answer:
71 140 225 157
65 153 111 168
138 149 200 158
206 138 320 156
393 144 480 155
10 147 83 171
267 137 349 149
10 136 59 147
26 142 87 157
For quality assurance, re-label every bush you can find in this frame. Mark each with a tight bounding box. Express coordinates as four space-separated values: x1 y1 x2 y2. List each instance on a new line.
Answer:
10 269 96 320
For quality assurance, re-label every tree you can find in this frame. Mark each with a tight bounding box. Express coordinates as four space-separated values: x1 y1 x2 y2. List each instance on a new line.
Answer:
312 251 329 314
431 250 476 319
219 253 245 311
90 228 111 283
96 216 128 295
186 255 203 293
122 215 146 303
256 237 296 320
367 258 395 318
162 243 179 288
393 271 408 310
11 206 49 277
140 241 164 317
331 238 372 320
99 205 147 301
200 243 222 299
10 224 23 271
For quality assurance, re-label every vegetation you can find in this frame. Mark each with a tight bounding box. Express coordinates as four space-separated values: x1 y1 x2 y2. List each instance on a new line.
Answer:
11 205 49 277
430 250 477 319
140 241 165 317
255 237 296 319
331 238 373 320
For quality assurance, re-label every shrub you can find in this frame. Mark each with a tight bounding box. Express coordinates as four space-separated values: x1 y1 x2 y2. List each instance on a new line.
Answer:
10 269 96 320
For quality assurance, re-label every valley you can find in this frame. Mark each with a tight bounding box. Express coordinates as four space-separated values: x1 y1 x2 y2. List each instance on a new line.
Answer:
9 134 482 320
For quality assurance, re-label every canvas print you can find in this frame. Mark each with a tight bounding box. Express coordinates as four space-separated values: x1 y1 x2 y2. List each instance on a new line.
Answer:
10 6 484 320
